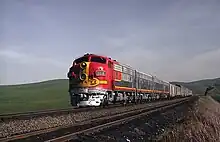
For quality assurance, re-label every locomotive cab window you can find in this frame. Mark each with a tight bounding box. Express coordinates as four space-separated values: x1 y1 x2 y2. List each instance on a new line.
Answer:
74 56 89 64
115 72 118 79
91 56 106 64
108 61 113 68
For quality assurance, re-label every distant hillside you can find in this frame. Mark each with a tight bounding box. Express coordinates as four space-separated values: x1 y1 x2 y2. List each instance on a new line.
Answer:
0 79 70 114
0 79 68 88
172 78 220 95
1 77 220 96
1 77 220 114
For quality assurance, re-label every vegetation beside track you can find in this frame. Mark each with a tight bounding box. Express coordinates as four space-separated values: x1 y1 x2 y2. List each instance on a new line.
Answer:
0 79 70 114
0 77 219 114
211 94 220 103
159 96 220 142
172 77 220 95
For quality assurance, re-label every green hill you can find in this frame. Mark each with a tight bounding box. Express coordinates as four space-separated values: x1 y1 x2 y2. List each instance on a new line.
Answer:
172 77 220 95
1 77 220 114
0 79 70 114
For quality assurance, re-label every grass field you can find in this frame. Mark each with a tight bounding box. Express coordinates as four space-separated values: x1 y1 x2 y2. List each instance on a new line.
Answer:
173 77 220 95
160 96 220 142
0 79 71 114
0 77 219 114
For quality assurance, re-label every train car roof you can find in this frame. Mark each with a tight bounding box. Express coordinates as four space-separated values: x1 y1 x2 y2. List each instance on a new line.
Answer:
83 53 109 59
118 62 135 70
162 80 170 84
80 53 119 63
77 53 188 86
136 70 153 77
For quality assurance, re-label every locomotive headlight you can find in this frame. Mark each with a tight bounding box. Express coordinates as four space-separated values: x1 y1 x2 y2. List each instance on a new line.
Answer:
80 73 87 81
80 62 87 69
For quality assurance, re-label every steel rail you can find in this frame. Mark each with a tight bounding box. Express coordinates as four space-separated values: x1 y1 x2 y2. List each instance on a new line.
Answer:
0 107 76 119
0 98 186 121
45 98 192 142
0 103 128 121
0 97 194 142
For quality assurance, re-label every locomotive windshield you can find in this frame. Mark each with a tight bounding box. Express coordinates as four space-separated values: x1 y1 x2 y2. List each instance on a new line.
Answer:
74 56 89 64
91 56 106 64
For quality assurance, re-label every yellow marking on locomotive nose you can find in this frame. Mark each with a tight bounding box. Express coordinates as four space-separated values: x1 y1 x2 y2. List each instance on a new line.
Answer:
87 79 108 87
79 62 107 87
99 80 107 84
87 78 98 86
85 62 90 76
79 62 90 87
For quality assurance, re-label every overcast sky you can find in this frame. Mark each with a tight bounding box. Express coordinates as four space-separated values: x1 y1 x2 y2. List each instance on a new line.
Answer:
0 0 220 85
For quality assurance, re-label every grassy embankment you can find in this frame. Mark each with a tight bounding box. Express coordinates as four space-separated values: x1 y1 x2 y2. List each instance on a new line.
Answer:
211 94 220 102
0 79 71 114
172 77 220 95
159 96 220 142
174 77 220 102
0 77 219 114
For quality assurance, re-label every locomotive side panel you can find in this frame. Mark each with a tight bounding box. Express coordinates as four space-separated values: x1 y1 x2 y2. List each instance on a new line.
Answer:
107 60 114 91
113 63 136 92
88 56 110 90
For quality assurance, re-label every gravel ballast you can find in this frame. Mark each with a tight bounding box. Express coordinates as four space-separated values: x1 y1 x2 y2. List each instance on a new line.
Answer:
70 98 193 142
0 99 184 138
160 96 220 142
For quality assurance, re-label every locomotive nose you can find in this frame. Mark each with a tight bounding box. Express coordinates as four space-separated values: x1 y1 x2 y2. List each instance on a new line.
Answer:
79 62 88 81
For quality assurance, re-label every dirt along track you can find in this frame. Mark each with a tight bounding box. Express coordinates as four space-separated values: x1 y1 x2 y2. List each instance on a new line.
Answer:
0 97 194 142
0 99 181 121
75 96 197 142
0 98 187 139
0 102 138 138
0 103 125 121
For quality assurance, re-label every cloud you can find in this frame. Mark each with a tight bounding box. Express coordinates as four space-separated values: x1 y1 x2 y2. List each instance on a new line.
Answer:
100 34 220 82
0 49 69 85
0 49 67 67
171 48 220 82
1 0 220 85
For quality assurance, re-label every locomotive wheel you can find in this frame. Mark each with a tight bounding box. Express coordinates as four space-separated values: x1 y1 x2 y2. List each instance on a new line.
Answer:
70 95 77 106
100 95 108 108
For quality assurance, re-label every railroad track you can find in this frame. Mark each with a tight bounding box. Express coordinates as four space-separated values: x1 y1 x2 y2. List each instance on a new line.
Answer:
0 103 128 121
0 107 76 120
0 97 196 142
0 98 185 121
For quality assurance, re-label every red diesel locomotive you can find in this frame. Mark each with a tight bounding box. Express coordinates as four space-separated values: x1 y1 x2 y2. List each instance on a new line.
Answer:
67 53 192 107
